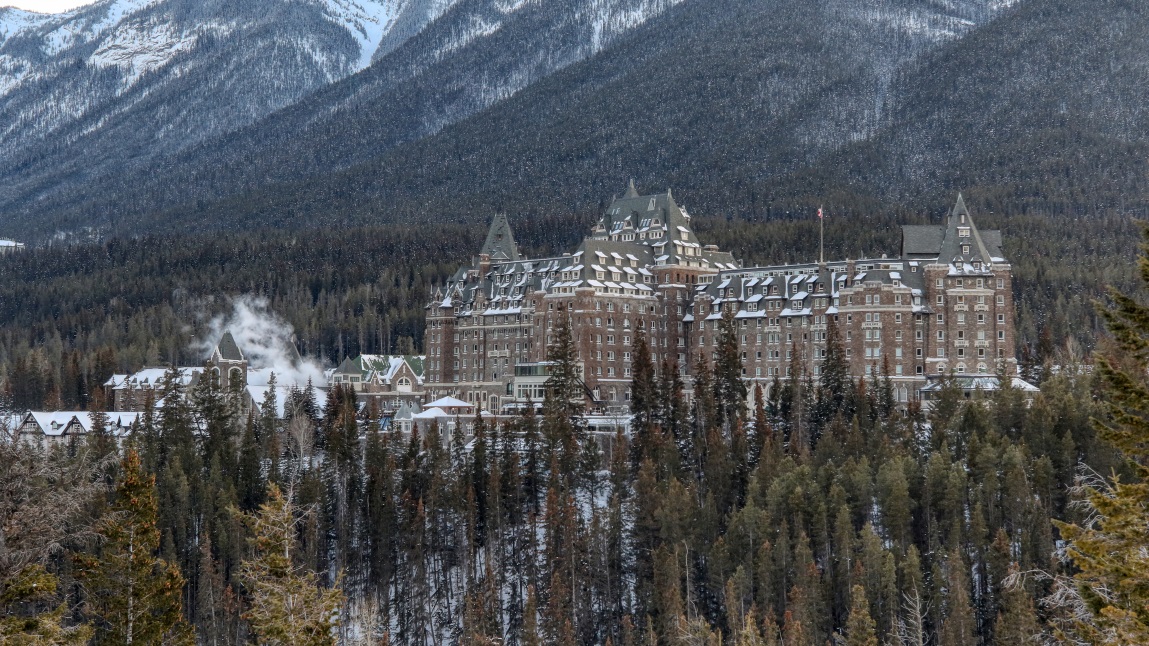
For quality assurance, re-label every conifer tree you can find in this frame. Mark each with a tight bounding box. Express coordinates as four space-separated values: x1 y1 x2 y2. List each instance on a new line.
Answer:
241 482 343 646
76 449 191 645
543 305 587 485
939 547 975 646
846 584 878 646
993 565 1040 645
816 316 852 430
1053 225 1149 644
714 311 748 434
631 332 659 468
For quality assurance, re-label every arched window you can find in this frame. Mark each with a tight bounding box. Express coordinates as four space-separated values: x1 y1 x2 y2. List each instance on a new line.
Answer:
397 377 412 393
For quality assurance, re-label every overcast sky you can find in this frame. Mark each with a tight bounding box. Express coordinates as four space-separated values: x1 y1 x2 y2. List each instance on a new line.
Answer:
4 0 97 13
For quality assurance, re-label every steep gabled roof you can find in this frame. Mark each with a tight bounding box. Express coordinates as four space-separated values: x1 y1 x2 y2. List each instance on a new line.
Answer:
216 331 244 362
937 193 994 265
480 213 520 262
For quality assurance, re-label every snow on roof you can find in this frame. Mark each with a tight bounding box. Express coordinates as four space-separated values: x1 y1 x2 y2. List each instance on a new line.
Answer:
425 396 472 409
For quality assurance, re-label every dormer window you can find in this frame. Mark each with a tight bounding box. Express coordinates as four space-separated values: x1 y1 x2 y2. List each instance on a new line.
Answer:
958 227 971 237
962 245 970 254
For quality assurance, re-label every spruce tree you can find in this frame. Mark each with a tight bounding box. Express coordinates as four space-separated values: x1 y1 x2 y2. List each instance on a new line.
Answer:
1054 225 1149 644
76 449 191 645
630 332 659 468
240 482 344 646
845 584 878 646
714 310 748 434
993 565 1040 644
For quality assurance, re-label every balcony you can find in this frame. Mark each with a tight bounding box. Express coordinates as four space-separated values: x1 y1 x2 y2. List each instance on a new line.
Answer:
488 350 510 358
954 304 969 312
954 340 969 347
975 304 989 312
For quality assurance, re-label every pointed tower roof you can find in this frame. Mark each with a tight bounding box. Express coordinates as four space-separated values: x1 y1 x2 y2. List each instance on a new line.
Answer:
624 178 639 198
479 213 520 262
951 192 969 219
938 193 993 267
215 331 244 362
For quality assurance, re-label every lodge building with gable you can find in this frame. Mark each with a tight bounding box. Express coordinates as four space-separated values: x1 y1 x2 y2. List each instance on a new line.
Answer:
423 182 1016 414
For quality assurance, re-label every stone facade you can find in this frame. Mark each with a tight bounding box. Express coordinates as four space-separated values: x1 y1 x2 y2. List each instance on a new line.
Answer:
424 185 1016 413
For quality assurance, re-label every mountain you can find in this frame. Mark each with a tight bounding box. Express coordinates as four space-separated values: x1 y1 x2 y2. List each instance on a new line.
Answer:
3 0 1146 241
0 0 693 238
0 0 463 231
185 0 1137 232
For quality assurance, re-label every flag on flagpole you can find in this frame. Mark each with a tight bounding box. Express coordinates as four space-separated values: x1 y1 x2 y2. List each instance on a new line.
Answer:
818 206 824 219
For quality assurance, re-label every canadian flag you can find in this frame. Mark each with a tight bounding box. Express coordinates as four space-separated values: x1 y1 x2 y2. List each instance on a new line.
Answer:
817 206 824 219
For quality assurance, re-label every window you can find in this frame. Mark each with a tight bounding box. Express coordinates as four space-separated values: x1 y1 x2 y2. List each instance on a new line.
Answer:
937 314 944 323
895 313 902 323
937 295 944 306
997 278 1004 289
937 331 945 341
937 348 945 358
998 314 1005 324
998 330 1006 340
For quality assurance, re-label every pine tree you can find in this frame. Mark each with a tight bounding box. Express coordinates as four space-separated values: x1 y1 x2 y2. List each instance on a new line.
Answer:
240 482 344 646
994 565 1040 644
522 584 542 646
846 584 878 646
0 563 93 644
1053 226 1149 644
543 305 587 486
816 316 852 430
631 332 659 468
939 547 975 646
714 310 748 434
76 449 191 645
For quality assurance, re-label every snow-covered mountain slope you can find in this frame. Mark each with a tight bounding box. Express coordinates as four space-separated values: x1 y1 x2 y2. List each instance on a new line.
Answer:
0 0 455 197
0 0 1032 238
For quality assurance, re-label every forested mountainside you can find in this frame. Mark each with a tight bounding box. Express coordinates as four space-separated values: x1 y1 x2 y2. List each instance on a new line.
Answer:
0 0 697 239
0 0 439 225
173 0 1140 235
4 0 1142 239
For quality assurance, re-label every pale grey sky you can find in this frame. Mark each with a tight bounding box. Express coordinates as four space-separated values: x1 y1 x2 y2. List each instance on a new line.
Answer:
4 0 98 13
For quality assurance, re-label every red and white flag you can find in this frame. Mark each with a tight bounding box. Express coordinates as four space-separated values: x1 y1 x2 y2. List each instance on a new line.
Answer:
817 206 824 219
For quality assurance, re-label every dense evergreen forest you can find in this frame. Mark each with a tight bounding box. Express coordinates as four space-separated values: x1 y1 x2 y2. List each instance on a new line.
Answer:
0 279 1142 644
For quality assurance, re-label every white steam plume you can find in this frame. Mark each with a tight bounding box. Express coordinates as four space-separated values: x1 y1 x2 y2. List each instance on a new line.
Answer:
191 295 327 387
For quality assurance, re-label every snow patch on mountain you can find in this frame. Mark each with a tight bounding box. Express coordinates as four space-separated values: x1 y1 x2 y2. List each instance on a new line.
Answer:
318 0 402 70
89 20 198 90
0 8 50 44
588 0 686 54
